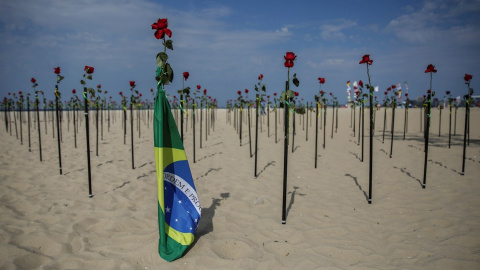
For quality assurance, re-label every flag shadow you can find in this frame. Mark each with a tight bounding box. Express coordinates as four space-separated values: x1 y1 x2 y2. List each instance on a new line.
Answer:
185 193 230 257
194 192 230 239
345 174 369 202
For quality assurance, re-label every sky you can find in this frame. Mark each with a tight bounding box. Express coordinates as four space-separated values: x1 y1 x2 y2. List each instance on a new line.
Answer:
1 0 479 107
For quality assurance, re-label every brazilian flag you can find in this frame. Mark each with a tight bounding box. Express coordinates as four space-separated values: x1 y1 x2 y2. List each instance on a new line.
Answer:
154 85 201 262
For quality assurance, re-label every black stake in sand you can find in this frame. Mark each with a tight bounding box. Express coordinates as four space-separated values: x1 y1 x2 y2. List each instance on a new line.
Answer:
35 91 42 162
390 100 396 158
315 96 319 168
282 81 289 224
55 85 62 174
255 94 259 177
423 93 431 188
83 87 93 197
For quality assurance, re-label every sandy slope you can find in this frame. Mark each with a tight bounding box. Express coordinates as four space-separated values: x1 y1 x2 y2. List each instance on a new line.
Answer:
0 106 479 269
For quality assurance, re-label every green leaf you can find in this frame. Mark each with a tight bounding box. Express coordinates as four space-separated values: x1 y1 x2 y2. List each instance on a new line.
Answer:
87 75 92 80
81 80 85 85
287 89 295 97
254 85 258 92
292 77 300 87
295 107 306 114
165 40 173 50
166 63 174 82
262 84 266 92
158 52 168 61
156 52 168 67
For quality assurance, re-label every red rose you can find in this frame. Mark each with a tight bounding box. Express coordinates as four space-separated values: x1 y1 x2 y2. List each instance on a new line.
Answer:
427 89 431 93
183 72 189 80
295 92 299 97
284 60 294 68
425 64 437 73
464 73 472 82
320 90 324 94
446 91 450 95
151 89 154 92
18 91 22 95
72 89 76 94
274 93 277 96
119 92 123 95
405 93 408 97
318 77 325 84
197 85 201 90
391 85 396 89
8 92 10 95
267 95 270 98
329 92 332 96
384 91 388 95
245 89 249 94
129 81 135 87
84 66 94 74
423 95 426 98
284 52 296 68
237 90 241 95
54 67 61 74
359 80 363 87
152 18 172 39
387 87 391 91
31 78 36 83
258 74 264 80
105 91 108 94
285 52 296 61
204 89 207 95
359 54 373 65
97 84 101 89
139 93 142 97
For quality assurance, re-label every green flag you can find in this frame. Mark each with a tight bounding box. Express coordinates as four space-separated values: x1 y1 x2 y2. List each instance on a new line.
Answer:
154 80 201 262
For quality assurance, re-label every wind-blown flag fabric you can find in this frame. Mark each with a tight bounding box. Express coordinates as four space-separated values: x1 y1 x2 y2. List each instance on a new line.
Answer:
154 87 201 262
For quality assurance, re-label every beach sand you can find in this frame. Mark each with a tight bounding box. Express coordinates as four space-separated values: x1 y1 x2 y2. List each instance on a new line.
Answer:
1 106 479 269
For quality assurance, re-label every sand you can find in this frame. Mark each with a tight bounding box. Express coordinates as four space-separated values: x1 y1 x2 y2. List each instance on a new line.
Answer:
0 106 479 269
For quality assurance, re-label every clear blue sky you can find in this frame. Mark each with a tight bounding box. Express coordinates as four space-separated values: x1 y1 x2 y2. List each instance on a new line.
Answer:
1 0 479 106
